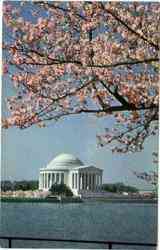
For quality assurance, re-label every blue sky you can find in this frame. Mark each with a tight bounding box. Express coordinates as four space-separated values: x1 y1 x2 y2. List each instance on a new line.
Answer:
2 1 158 190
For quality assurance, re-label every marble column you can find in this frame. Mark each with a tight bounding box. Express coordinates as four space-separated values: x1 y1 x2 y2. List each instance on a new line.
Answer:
92 174 95 191
48 173 50 188
74 173 76 188
87 174 89 190
95 174 97 190
61 173 64 184
88 173 90 190
44 173 46 189
39 174 41 189
100 174 102 186
50 173 52 187
53 173 56 184
76 173 78 189
80 174 83 190
77 173 79 191
74 173 76 189
43 173 45 189
78 173 80 190
50 173 52 186
89 173 91 190
73 173 74 188
47 173 48 188
99 174 101 190
45 173 47 189
79 173 81 190
92 174 94 190
99 175 101 189
53 173 55 184
86 173 89 190
94 174 96 190
83 173 85 190
58 173 60 184
81 173 83 190
84 173 87 190
91 174 93 190
96 174 99 189
90 174 92 191
56 173 59 184
73 173 75 188
80 173 83 190
41 173 43 189
53 173 55 185
88 174 90 190
59 173 61 184
80 173 82 190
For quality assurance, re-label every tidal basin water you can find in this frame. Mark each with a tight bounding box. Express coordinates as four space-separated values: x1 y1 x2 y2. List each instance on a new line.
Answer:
0 201 157 249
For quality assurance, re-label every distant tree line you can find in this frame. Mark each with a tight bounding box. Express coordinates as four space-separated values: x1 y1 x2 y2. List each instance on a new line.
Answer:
102 183 139 193
1 180 39 191
1 181 139 194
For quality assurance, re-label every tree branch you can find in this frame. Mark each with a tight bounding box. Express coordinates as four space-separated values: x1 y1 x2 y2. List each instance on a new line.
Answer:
22 104 158 129
100 80 130 107
36 2 87 21
21 77 97 126
100 3 159 51
6 46 158 68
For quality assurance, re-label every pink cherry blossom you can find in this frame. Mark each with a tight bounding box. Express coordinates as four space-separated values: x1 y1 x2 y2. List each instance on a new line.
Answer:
2 1 159 153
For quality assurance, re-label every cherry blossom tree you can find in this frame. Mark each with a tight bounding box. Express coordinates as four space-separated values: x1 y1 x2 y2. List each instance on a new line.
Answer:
133 152 158 195
2 2 159 153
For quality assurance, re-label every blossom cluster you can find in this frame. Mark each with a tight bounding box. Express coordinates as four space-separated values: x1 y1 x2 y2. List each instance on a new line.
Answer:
2 1 159 153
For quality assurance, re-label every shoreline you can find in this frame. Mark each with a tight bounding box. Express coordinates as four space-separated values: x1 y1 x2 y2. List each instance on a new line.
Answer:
83 197 157 203
0 197 157 204
0 197 83 203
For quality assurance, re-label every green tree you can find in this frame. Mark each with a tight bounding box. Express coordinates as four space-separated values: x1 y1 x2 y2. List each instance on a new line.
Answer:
102 183 138 193
133 152 158 197
13 180 38 191
49 184 73 197
1 181 13 191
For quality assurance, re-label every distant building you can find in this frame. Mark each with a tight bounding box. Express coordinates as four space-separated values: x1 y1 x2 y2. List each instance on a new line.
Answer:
138 190 154 197
122 192 129 196
39 153 103 196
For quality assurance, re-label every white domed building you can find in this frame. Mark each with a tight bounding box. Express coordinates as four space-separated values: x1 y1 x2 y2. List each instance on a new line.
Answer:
39 153 103 196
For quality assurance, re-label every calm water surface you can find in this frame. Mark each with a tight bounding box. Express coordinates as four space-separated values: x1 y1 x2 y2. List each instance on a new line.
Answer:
0 201 157 249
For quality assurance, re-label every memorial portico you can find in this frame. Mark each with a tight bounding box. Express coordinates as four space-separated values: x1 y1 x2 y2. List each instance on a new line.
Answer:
70 168 102 192
39 153 103 196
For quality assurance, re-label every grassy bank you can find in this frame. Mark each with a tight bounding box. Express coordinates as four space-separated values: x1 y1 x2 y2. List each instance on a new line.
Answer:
0 197 83 203
0 197 157 204
83 197 157 203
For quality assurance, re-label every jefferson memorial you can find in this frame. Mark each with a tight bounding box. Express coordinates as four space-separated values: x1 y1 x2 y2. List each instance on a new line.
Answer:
39 153 103 196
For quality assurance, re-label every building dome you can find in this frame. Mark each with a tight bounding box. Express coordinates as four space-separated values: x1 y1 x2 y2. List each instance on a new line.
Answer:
46 153 84 170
